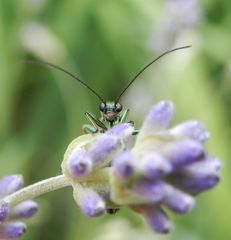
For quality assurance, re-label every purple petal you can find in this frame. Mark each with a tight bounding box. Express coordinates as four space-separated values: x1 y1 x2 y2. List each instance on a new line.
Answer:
172 157 221 195
132 179 165 203
133 206 172 233
163 140 204 168
171 120 209 143
106 123 134 138
113 151 136 179
140 101 175 134
106 123 134 147
68 150 92 177
0 201 9 222
163 185 195 214
183 175 219 195
0 222 26 238
0 175 24 198
185 156 222 173
88 135 119 167
73 186 106 217
10 200 38 219
142 154 172 179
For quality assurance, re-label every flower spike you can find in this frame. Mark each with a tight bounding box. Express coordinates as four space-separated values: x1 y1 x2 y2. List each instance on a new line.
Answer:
0 101 222 237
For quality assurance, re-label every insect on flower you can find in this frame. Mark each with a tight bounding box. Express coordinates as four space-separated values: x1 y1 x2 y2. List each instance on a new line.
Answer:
26 46 191 215
0 45 222 237
26 46 191 135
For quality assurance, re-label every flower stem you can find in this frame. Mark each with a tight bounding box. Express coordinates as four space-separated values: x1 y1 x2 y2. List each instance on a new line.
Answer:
1 175 71 207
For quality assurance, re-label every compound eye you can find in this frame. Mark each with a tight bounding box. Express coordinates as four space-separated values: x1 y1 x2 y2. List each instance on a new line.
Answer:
115 102 122 112
99 102 106 112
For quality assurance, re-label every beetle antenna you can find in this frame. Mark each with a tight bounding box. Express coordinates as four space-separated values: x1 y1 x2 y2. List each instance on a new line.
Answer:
25 60 105 102
116 45 191 102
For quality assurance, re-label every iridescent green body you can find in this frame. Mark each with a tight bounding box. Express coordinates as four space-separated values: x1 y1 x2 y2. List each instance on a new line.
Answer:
83 101 134 134
27 46 190 135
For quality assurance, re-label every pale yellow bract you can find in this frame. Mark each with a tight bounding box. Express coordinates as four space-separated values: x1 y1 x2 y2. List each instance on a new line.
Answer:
61 134 119 209
61 131 170 208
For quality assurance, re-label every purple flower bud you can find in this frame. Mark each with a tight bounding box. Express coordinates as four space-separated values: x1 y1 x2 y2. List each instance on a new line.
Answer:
113 151 136 179
132 179 164 203
175 156 221 195
68 150 92 177
106 123 134 147
133 206 172 233
142 154 172 179
184 175 219 195
88 135 119 167
106 123 134 138
164 140 204 168
0 222 26 238
10 200 38 219
60 101 221 234
163 185 195 214
0 175 24 198
73 186 106 217
185 156 222 174
0 201 9 222
171 121 209 143
140 101 175 134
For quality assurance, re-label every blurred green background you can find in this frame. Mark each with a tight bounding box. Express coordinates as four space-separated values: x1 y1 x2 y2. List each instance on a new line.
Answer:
0 0 231 239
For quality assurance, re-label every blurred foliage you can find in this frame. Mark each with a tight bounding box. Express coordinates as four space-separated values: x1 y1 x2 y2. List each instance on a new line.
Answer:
0 0 231 239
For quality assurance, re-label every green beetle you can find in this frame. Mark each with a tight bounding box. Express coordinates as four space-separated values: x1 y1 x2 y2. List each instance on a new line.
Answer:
27 46 190 136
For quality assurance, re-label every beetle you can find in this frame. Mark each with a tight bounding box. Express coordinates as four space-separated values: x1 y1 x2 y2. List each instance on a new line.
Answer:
27 45 191 136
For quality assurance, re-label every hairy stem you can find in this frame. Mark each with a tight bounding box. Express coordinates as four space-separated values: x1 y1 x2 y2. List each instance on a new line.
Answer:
1 175 71 207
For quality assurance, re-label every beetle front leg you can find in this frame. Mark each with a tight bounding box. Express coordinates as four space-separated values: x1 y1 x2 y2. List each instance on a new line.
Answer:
85 112 107 131
82 124 98 134
119 109 129 123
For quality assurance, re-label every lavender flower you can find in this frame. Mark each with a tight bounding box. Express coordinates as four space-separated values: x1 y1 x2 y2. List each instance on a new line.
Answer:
110 101 221 232
0 175 38 239
0 101 221 236
61 125 134 217
62 101 221 233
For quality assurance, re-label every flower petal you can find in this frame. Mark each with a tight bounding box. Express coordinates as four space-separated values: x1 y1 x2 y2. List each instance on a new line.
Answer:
10 200 38 219
184 175 219 195
170 120 209 143
141 153 172 179
132 206 172 233
113 151 136 180
179 157 221 195
163 139 204 167
184 156 222 174
0 175 24 198
163 185 195 214
0 201 9 222
138 101 175 136
0 222 26 238
168 157 221 195
73 184 106 217
106 123 134 144
132 179 165 203
68 150 92 177
88 135 120 168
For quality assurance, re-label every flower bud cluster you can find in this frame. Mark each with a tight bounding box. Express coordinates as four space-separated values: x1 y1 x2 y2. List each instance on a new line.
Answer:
0 175 38 239
63 101 222 233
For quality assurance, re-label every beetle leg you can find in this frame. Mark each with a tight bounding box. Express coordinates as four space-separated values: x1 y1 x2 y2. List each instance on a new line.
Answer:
85 112 107 131
82 124 98 134
119 109 129 123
